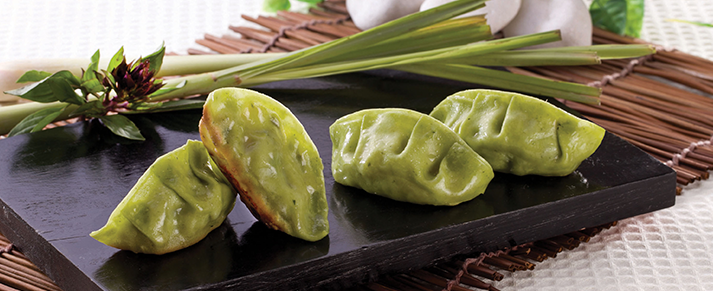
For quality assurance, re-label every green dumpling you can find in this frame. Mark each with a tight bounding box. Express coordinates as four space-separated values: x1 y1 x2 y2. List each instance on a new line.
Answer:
90 140 237 255
199 88 329 242
430 89 606 176
330 108 494 206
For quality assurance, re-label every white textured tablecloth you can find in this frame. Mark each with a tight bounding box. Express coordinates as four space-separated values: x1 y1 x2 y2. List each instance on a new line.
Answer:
1 1 713 290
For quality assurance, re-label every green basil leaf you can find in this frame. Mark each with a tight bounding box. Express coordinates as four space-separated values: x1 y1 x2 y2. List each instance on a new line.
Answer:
123 99 205 114
16 70 52 83
82 49 101 82
69 100 105 118
3 70 77 102
48 78 84 105
141 43 165 75
108 47 125 73
53 70 81 87
99 115 145 141
81 78 105 94
590 0 644 38
7 106 66 137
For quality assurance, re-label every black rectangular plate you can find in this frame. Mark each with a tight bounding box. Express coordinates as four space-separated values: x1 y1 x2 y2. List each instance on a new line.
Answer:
0 70 675 290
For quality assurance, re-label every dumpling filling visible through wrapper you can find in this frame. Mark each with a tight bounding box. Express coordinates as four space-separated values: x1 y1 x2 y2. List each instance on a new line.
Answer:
430 89 606 176
199 88 329 242
90 140 237 255
330 108 494 206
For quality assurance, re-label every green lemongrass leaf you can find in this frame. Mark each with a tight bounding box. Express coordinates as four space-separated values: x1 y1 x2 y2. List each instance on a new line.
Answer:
395 64 601 104
418 30 561 61
233 0 488 79
99 115 145 141
48 78 84 105
526 44 655 59
590 0 645 38
279 0 487 70
82 49 101 82
123 99 205 114
69 100 105 118
332 16 493 62
5 71 80 102
153 0 491 100
667 19 713 28
7 105 67 137
16 70 52 83
461 51 601 67
141 43 166 74
108 47 125 73
248 31 562 85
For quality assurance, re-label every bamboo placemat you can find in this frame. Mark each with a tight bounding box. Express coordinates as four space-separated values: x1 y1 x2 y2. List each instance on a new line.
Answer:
1 0 709 290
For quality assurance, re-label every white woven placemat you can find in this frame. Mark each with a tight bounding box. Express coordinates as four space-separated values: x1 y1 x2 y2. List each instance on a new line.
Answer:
1 1 713 290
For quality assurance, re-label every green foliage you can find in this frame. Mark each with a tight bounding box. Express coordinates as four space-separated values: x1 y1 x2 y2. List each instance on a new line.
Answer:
5 71 81 103
263 0 324 12
7 106 67 137
140 43 166 75
590 0 645 38
263 0 291 12
99 115 145 141
5 45 180 141
16 70 52 83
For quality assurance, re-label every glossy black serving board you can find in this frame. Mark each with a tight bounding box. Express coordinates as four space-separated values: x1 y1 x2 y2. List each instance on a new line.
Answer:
0 70 675 290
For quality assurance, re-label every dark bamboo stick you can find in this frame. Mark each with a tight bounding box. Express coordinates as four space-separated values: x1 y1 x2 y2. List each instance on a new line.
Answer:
204 34 256 53
498 254 535 270
0 264 49 291
317 1 350 15
591 117 713 165
565 231 590 243
243 15 329 46
482 256 520 272
462 262 504 281
0 282 19 291
633 66 713 95
0 258 59 291
187 48 214 55
195 39 241 54
277 11 357 37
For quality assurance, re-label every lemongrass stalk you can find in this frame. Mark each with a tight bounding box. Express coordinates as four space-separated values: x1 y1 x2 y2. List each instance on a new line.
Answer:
322 16 493 62
394 63 602 104
460 51 601 67
154 31 560 100
233 0 489 79
0 54 275 102
527 44 656 59
0 102 69 134
0 31 562 134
